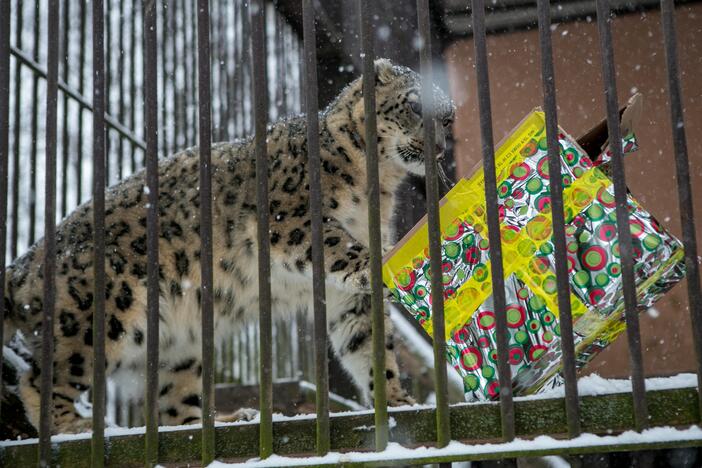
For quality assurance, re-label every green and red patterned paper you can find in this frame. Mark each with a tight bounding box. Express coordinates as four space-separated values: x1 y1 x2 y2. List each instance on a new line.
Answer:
383 111 685 401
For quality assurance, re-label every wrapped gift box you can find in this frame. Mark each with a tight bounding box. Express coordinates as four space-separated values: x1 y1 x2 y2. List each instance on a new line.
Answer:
383 102 685 401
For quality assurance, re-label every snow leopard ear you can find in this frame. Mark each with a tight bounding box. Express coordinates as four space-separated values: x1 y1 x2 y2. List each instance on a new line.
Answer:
374 58 396 85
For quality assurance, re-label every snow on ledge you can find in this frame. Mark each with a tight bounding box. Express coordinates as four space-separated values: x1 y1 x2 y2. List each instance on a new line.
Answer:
514 372 698 401
1 373 697 447
211 425 702 467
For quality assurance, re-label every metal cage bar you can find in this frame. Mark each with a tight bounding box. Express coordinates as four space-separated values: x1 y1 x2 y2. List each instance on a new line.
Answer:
10 0 21 259
301 0 332 456
594 0 648 432
0 0 11 424
470 0 516 442
143 0 161 464
359 0 391 453
196 0 216 463
416 0 452 449
38 0 60 464
91 0 107 465
660 0 702 423
250 0 274 458
536 0 581 438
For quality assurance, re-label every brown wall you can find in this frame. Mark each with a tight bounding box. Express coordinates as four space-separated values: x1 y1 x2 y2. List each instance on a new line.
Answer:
445 5 702 378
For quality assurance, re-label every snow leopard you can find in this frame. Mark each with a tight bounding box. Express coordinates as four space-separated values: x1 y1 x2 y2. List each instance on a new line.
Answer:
2 58 455 434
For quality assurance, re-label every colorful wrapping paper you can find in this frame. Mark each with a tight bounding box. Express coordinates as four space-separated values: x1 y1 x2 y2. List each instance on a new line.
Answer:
383 110 685 401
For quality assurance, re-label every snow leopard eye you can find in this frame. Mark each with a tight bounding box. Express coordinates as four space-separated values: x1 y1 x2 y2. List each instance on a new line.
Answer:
409 100 422 116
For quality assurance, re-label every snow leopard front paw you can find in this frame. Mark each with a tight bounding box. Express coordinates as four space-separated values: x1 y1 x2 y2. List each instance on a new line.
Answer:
216 407 259 423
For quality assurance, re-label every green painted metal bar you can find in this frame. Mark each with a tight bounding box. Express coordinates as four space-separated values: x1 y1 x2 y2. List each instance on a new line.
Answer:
470 0 516 442
536 0 581 438
594 0 648 432
417 0 451 450
250 0 273 458
196 0 215 464
143 0 160 465
301 0 331 455
0 0 10 427
38 0 60 465
1 388 698 466
359 0 389 453
91 0 107 465
660 0 702 423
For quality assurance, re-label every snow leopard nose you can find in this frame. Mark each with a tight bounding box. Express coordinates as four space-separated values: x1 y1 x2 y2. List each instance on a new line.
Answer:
434 120 447 157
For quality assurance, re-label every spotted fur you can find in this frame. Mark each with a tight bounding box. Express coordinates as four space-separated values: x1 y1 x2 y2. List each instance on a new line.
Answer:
3 59 454 433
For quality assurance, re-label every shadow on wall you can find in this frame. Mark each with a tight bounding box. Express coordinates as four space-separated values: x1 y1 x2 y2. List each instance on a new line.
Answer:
444 4 702 379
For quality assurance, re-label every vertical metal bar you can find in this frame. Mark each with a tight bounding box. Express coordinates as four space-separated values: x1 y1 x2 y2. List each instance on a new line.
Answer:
301 0 330 455
117 0 125 180
76 0 86 204
417 0 451 448
595 0 648 432
91 0 107 465
28 1 40 247
105 0 112 184
190 0 197 143
470 0 515 442
170 0 181 149
196 0 215 463
660 0 702 421
0 0 11 423
250 0 273 458
38 0 60 464
360 0 389 451
160 0 168 156
241 0 250 135
129 0 137 171
143 0 161 464
218 0 230 140
60 0 69 217
181 0 191 147
536 0 581 438
10 0 21 259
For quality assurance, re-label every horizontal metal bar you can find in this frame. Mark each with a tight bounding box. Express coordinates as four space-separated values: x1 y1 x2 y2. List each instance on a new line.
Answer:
441 0 699 37
9 45 146 151
2 387 698 466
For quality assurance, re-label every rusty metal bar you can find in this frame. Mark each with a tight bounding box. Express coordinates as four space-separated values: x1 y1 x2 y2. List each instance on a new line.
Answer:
250 0 273 458
470 0 516 442
417 0 451 449
10 0 21 259
60 0 70 217
595 0 648 432
536 0 581 438
0 0 11 422
196 0 215 463
38 0 60 464
301 0 331 455
143 0 161 464
660 0 702 421
91 0 107 465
